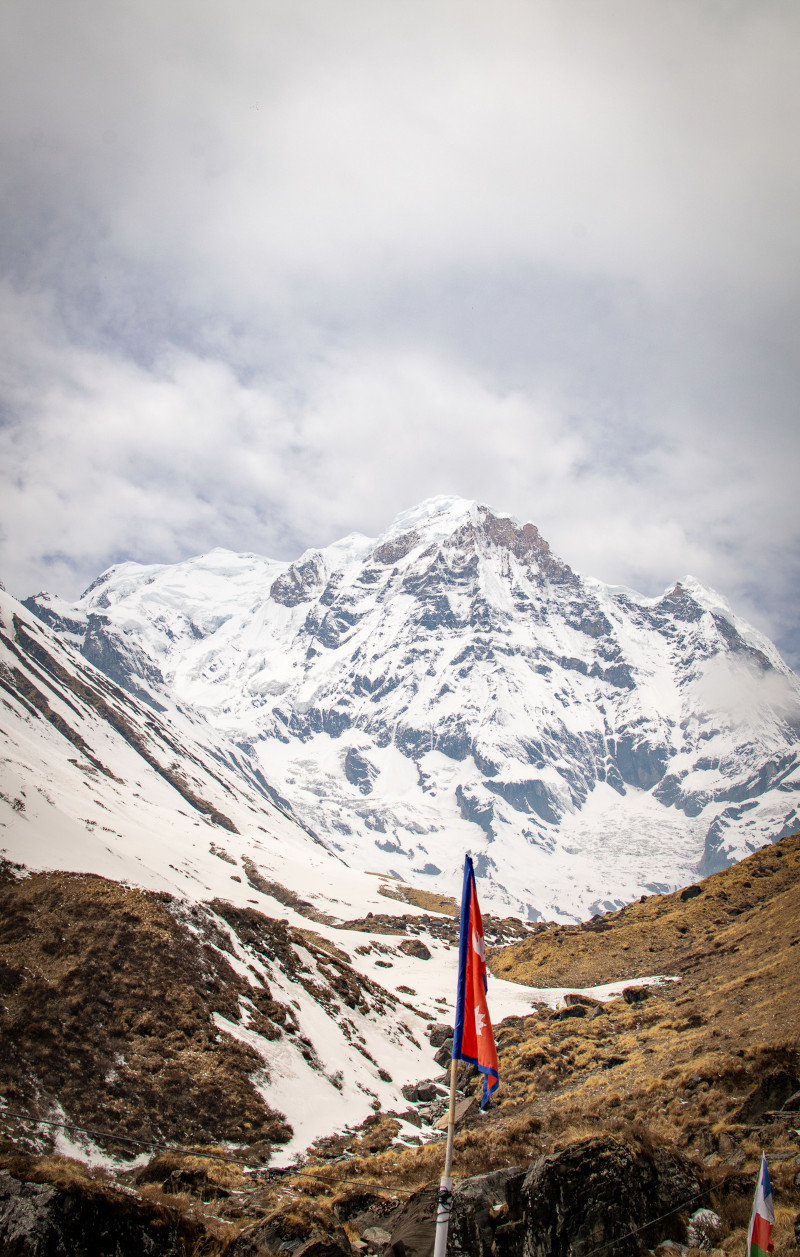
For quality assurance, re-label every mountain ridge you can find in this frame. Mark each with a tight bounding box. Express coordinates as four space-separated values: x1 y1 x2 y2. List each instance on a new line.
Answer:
21 496 800 922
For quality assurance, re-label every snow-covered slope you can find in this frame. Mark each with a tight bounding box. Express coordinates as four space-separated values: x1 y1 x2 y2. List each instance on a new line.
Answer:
0 590 449 1152
24 496 800 921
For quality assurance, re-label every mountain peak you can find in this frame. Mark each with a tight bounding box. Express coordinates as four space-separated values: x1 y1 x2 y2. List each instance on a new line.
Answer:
20 499 800 921
382 495 482 540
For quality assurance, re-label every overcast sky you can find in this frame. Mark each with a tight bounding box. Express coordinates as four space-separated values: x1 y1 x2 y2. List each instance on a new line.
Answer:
1 0 799 666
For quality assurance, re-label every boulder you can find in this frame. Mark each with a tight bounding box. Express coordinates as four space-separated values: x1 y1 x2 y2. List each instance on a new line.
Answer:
427 1024 453 1048
520 1136 701 1256
434 1040 454 1068
447 1167 527 1256
399 939 432 960
401 1081 443 1104
553 1004 587 1020
415 1082 443 1103
680 885 702 902
332 1191 392 1224
383 1181 439 1257
564 994 602 1008
622 986 651 1004
383 1135 700 1256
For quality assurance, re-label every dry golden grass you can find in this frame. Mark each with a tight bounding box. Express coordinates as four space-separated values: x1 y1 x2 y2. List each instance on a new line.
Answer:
287 834 800 1248
378 881 460 917
0 868 292 1152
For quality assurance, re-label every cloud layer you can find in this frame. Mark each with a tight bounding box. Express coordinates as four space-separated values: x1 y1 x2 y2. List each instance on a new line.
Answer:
1 0 799 665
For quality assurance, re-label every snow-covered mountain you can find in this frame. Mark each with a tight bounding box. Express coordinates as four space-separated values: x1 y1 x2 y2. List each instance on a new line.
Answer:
24 496 800 921
0 582 581 1162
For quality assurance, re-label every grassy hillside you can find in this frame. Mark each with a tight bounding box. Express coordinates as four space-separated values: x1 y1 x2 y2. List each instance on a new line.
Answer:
1 836 798 1254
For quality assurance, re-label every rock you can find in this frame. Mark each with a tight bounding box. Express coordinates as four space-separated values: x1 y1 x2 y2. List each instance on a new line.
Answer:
427 1024 453 1048
333 1192 392 1223
399 1107 422 1127
781 1090 800 1112
520 1135 701 1257
401 1081 443 1104
622 986 651 1004
434 1040 454 1068
554 1004 587 1020
361 1225 392 1246
415 1082 443 1103
680 885 702 901
379 1134 702 1256
0 1172 59 1255
447 1166 527 1256
0 1168 206 1256
399 939 431 960
234 1224 353 1257
564 993 602 1008
383 1182 439 1257
295 1237 354 1257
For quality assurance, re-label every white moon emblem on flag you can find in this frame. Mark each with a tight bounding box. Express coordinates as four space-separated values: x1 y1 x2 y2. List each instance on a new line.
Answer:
472 928 485 961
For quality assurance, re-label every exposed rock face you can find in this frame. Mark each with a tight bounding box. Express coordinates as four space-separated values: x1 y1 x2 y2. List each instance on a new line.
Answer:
0 1168 205 1257
518 1137 700 1257
383 1135 701 1257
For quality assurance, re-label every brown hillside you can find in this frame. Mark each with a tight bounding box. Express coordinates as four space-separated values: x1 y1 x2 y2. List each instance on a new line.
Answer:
1 839 799 1255
0 863 291 1154
490 831 800 1036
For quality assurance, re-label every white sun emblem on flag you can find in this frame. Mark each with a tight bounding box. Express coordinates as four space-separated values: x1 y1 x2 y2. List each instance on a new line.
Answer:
474 1007 487 1037
472 928 485 961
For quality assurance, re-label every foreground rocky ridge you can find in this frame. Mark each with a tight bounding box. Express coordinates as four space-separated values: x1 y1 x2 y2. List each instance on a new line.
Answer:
1 835 799 1255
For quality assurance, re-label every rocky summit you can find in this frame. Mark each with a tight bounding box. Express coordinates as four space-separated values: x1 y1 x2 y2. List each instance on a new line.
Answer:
25 495 800 919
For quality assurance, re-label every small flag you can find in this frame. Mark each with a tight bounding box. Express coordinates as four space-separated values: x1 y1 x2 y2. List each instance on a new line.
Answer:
747 1153 774 1257
452 854 499 1108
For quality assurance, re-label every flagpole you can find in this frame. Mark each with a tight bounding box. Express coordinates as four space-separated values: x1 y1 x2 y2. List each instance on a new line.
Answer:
433 1057 458 1257
434 853 499 1257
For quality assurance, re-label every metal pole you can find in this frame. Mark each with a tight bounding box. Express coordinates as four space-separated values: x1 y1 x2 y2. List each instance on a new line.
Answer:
433 1057 459 1257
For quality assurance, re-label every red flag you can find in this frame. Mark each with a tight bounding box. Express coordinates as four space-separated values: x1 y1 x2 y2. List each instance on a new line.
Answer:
452 855 499 1107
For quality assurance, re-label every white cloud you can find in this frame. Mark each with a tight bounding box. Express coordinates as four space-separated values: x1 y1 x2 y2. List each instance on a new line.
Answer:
0 0 799 666
696 654 800 725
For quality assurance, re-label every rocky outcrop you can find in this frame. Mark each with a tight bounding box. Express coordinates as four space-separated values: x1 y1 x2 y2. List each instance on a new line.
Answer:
0 1168 206 1257
518 1136 699 1257
382 1135 702 1257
